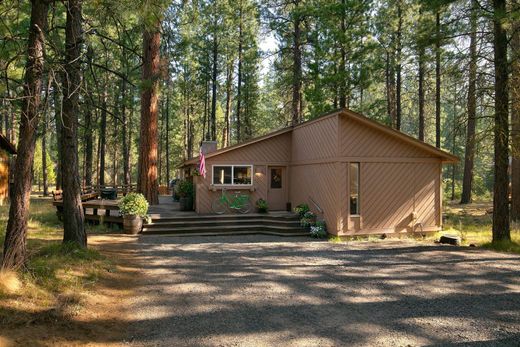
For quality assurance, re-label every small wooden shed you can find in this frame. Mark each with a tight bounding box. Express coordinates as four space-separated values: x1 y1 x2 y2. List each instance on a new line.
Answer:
0 133 16 205
182 108 458 236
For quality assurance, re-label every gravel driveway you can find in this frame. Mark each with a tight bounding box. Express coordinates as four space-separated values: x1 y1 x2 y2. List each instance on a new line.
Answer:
124 235 520 346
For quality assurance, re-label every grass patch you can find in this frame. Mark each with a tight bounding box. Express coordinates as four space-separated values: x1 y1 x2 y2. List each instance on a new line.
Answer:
0 196 113 325
440 202 520 254
481 240 520 254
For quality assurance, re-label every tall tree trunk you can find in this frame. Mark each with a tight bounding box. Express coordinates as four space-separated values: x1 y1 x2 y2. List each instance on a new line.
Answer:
61 0 86 247
236 1 243 142
418 44 425 141
223 62 232 147
137 23 160 205
461 0 478 204
165 86 170 184
53 81 63 190
339 0 347 109
2 0 50 270
435 11 442 148
41 79 50 196
492 0 510 242
386 48 397 127
511 0 520 221
210 24 218 141
99 86 107 186
396 0 402 130
291 0 302 124
84 94 93 188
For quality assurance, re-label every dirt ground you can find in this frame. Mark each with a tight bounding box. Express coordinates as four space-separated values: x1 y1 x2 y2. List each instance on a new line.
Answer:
2 233 520 347
124 235 520 347
0 235 140 347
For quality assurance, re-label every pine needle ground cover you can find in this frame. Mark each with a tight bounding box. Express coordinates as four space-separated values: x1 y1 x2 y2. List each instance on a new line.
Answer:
0 197 134 346
443 201 520 254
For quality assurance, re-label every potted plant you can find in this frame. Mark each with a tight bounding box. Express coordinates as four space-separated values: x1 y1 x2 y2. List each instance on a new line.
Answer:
177 180 194 211
256 198 268 213
118 193 149 235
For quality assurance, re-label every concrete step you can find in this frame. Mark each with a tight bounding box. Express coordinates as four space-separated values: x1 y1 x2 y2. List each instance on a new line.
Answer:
149 213 300 223
140 230 310 237
142 224 308 235
144 219 302 229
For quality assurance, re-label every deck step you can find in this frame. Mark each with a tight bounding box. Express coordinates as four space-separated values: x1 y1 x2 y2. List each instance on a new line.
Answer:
142 224 308 235
149 213 300 222
145 219 301 228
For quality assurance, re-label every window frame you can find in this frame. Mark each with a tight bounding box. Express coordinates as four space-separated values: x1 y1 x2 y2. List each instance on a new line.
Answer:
211 164 254 186
349 162 360 216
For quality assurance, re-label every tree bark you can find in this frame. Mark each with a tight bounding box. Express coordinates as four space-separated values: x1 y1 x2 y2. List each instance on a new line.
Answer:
418 44 425 141
492 0 510 242
99 85 107 186
236 1 243 142
61 0 86 247
84 92 93 188
2 0 50 270
461 0 478 204
396 0 402 130
165 86 170 184
291 0 302 124
53 81 63 190
137 23 160 205
435 11 441 148
42 95 48 196
339 0 347 109
223 62 232 147
511 0 520 221
210 18 218 141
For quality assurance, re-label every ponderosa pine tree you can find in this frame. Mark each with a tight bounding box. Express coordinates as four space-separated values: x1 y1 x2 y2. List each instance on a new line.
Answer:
491 0 510 242
461 0 478 204
137 12 161 205
2 0 51 269
61 0 86 247
511 0 520 221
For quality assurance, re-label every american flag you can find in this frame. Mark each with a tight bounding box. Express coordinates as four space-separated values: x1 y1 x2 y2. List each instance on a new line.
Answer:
199 147 207 178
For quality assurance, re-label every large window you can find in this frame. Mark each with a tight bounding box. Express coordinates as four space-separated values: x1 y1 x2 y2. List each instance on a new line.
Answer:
349 163 360 215
213 165 252 185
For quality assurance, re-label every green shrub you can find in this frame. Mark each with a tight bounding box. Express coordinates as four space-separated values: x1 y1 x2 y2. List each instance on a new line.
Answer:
118 193 149 217
300 211 316 228
310 220 327 238
177 180 194 198
294 203 310 217
256 198 268 213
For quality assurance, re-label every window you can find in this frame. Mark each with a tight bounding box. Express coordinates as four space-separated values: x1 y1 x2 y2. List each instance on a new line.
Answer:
350 163 360 215
212 165 253 185
213 166 232 185
233 166 252 185
270 168 282 189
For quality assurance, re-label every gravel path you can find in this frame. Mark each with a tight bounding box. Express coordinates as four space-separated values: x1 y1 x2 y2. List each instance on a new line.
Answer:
123 235 520 346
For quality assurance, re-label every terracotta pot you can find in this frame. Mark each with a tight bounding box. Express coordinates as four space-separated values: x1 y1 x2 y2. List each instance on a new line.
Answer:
123 215 143 235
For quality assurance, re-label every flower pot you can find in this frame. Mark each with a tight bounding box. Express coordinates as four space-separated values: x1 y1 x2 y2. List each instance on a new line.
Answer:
179 196 193 211
123 215 143 235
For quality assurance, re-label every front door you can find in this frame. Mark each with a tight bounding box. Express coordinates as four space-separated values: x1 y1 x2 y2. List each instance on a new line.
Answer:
267 166 286 210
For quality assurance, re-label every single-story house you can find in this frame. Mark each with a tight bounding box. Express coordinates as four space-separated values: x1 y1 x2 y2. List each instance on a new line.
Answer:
181 108 458 236
0 133 16 205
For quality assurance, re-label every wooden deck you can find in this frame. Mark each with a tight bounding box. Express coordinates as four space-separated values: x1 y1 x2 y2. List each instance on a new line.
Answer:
53 199 122 224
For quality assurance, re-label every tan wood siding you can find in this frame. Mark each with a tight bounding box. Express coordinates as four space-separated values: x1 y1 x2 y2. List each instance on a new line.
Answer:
289 163 339 232
339 116 435 158
194 132 291 214
292 115 337 162
344 162 441 234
